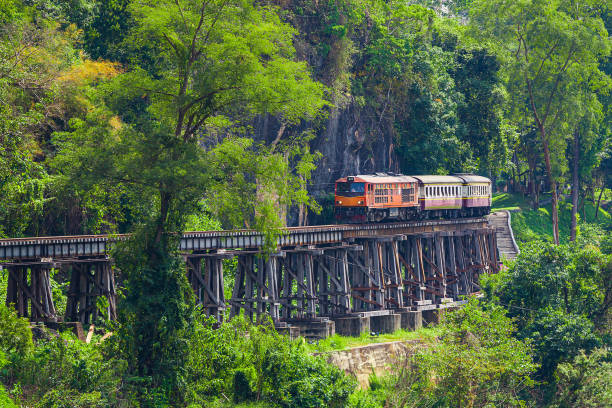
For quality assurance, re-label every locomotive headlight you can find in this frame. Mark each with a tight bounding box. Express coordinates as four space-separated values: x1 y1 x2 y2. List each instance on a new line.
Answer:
337 200 342 205
358 200 364 205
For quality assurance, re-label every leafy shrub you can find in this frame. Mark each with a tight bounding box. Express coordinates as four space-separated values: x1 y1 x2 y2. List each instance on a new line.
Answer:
185 315 355 407
485 238 610 379
552 347 612 408
37 389 106 408
3 331 125 407
233 369 254 402
522 309 601 378
376 299 537 408
0 303 33 355
0 383 17 408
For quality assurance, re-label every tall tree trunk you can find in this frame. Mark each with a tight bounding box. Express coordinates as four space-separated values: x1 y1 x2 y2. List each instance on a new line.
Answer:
595 186 604 219
570 131 579 241
538 125 560 245
528 160 539 209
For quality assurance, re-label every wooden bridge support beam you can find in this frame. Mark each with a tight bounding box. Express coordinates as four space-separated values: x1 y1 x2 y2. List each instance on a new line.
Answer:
349 239 386 312
314 249 351 317
65 261 117 325
185 227 500 325
186 256 227 321
229 253 282 323
278 252 317 320
6 265 57 322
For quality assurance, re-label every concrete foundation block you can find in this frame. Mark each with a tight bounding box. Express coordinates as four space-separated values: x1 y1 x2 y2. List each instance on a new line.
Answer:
399 310 422 331
334 316 370 337
42 321 86 341
422 308 448 326
370 313 401 334
291 320 335 340
276 325 301 340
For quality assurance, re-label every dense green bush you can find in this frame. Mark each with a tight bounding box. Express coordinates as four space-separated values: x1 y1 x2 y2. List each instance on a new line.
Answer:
551 347 612 408
5 332 126 406
349 300 536 408
0 383 17 408
483 231 611 379
523 309 601 378
0 302 126 407
0 303 33 355
186 314 355 407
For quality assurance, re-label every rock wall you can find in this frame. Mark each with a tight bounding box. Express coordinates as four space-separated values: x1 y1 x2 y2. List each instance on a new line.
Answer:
252 104 399 225
318 340 423 388
310 105 399 197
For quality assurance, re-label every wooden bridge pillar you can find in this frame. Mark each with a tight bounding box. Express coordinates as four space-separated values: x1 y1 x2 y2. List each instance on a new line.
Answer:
65 261 117 324
349 239 386 312
6 265 57 322
313 249 351 317
229 253 282 323
277 252 317 320
187 256 227 321
380 238 404 310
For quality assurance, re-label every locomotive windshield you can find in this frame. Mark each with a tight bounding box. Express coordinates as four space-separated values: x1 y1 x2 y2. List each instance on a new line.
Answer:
337 182 365 194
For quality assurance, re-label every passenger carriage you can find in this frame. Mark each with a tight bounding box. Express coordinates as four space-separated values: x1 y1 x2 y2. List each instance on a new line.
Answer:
455 174 492 217
412 175 463 219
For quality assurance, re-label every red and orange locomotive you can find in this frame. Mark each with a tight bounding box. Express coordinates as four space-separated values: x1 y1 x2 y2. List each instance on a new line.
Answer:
334 173 491 223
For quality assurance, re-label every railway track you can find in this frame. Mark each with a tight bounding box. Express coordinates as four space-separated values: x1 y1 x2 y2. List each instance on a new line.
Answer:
0 217 488 261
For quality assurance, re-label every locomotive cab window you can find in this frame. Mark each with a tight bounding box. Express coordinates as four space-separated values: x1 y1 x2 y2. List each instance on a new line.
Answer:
337 182 365 197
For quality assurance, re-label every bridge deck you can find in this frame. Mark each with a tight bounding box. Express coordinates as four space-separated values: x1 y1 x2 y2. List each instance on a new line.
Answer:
0 217 487 261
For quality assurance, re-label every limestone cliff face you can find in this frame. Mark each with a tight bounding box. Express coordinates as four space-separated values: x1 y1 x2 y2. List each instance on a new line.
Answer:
252 103 400 225
310 104 400 198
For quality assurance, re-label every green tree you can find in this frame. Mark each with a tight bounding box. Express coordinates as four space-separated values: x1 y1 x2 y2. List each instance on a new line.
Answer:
483 237 611 378
52 0 327 401
84 0 132 60
383 300 536 408
470 0 611 244
552 347 612 408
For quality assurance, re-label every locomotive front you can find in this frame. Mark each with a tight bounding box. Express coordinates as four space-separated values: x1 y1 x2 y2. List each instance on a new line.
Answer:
334 176 367 223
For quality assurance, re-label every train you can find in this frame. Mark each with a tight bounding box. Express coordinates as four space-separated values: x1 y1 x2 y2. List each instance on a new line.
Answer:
334 173 491 223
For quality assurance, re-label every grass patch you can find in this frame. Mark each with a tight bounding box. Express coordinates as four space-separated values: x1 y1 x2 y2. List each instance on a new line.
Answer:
304 326 440 353
492 192 611 245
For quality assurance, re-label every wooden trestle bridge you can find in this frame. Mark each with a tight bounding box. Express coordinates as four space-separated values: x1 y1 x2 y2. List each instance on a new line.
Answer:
0 217 499 337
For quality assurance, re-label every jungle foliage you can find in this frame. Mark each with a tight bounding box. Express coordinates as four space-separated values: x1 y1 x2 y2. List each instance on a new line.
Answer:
1 0 611 407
